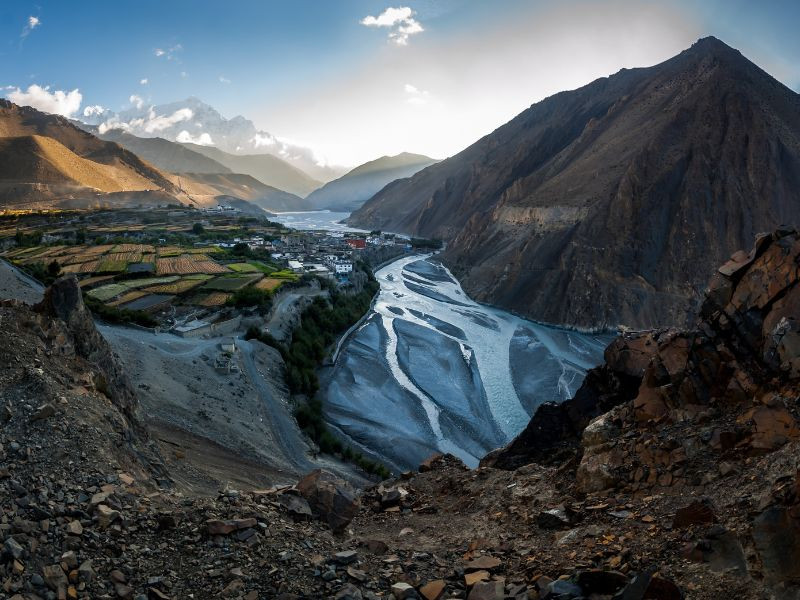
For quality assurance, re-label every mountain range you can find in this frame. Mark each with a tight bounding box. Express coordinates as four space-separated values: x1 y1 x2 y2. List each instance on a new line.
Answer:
0 99 180 209
181 142 320 199
79 97 345 183
305 152 438 212
0 100 308 214
86 127 319 200
349 37 800 329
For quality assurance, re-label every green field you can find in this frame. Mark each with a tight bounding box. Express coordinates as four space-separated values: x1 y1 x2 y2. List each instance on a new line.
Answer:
203 274 263 291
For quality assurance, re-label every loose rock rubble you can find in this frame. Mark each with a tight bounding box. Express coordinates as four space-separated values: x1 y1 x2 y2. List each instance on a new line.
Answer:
2 229 800 599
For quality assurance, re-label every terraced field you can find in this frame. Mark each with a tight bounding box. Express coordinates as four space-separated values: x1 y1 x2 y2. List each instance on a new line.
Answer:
203 274 263 291
156 255 230 275
2 243 290 316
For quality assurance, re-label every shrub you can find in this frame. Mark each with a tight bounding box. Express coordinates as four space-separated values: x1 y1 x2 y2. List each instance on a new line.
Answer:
226 286 272 310
83 295 158 328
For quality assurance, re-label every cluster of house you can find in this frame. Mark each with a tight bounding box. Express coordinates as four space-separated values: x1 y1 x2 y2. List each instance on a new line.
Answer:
202 204 242 214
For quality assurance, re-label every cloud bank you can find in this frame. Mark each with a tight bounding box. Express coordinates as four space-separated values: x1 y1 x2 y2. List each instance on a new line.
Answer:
6 85 82 117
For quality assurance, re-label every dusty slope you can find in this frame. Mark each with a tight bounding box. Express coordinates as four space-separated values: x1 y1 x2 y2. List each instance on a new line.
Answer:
183 142 322 198
305 152 438 212
0 135 159 192
0 99 185 208
349 37 800 330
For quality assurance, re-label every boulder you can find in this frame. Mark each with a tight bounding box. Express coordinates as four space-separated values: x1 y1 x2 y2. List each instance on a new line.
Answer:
753 505 800 585
296 469 359 532
673 499 716 528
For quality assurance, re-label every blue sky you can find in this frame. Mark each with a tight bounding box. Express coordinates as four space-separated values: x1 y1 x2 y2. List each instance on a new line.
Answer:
2 0 799 166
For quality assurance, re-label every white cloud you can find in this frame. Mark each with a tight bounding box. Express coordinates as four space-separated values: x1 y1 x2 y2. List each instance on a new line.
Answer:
97 107 194 136
82 105 107 117
129 94 144 109
219 75 231 84
252 133 276 148
180 71 188 78
142 108 193 133
140 78 148 85
361 6 424 46
5 85 82 117
154 44 182 60
404 83 430 105
176 130 214 145
21 16 40 39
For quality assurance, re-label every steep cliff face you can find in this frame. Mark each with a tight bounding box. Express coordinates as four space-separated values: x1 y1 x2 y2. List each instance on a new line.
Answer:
348 37 800 329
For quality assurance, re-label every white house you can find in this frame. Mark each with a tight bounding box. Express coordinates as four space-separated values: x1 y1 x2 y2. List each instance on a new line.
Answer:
333 261 353 274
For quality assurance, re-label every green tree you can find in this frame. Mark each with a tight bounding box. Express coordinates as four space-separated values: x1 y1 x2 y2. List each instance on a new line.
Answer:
192 223 205 234
47 260 61 278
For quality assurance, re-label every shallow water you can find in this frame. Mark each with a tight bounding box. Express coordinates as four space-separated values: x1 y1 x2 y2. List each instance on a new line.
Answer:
271 210 365 232
321 254 612 472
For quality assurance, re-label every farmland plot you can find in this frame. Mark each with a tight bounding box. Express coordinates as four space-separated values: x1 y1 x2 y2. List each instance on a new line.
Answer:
254 278 285 292
97 258 128 273
192 292 231 307
203 274 262 291
143 278 205 294
107 290 148 307
87 283 129 302
156 255 229 275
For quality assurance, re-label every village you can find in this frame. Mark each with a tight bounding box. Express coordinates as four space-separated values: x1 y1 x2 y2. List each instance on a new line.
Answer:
0 206 411 342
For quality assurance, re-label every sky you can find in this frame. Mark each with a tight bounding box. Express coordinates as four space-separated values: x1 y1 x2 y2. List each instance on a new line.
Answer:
2 0 799 168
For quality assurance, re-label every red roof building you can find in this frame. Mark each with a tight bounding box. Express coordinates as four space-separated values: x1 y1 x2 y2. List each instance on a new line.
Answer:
345 238 366 249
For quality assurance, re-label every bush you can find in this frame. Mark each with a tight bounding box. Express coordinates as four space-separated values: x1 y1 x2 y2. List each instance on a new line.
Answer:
227 286 272 310
83 295 158 328
21 261 61 286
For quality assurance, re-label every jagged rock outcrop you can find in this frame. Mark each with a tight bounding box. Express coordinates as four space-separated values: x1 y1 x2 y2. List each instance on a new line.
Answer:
483 229 800 597
348 37 800 329
33 275 139 423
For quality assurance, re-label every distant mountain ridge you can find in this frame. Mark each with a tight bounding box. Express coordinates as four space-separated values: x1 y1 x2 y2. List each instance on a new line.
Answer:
182 143 320 199
79 126 313 208
79 97 345 183
349 37 800 329
305 152 438 212
176 172 307 212
0 99 181 209
91 129 234 175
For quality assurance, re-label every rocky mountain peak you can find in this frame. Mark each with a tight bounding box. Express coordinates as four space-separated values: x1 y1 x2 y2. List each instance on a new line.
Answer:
349 38 800 329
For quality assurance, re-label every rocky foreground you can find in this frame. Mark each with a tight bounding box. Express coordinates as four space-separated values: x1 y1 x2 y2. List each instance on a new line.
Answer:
1 229 800 599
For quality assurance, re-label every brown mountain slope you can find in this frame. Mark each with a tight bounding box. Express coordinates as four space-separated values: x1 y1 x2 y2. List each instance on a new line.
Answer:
175 172 311 211
92 129 235 175
348 37 800 329
183 143 322 198
0 135 159 192
0 99 182 208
